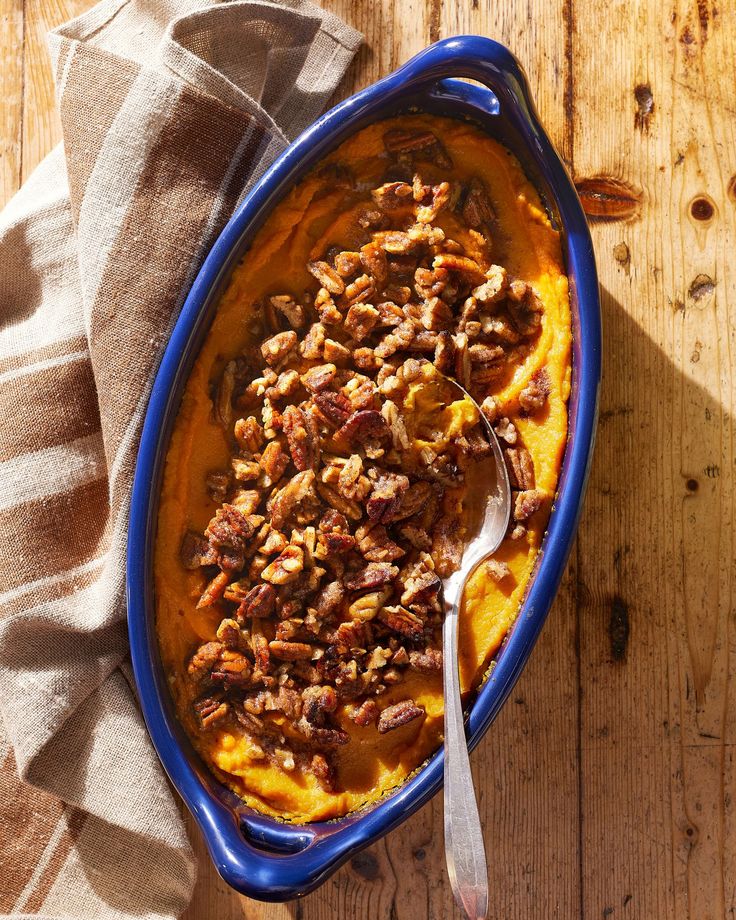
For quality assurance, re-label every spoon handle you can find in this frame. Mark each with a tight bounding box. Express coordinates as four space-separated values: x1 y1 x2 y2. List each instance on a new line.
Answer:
442 587 488 920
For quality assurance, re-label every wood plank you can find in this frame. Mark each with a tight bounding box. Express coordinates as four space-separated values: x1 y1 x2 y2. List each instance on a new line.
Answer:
571 0 736 917
0 0 23 208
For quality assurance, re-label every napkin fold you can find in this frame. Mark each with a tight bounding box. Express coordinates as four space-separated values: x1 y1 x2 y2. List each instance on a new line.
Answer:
0 1 361 915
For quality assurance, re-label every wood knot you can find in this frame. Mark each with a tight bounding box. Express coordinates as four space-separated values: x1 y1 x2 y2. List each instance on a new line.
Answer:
613 241 630 267
634 83 654 132
609 595 630 662
686 478 699 492
690 196 715 221
688 274 715 301
575 177 642 222
727 175 736 205
350 851 381 880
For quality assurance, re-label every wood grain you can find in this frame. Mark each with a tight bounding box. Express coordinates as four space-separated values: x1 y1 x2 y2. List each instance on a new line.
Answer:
3 0 735 917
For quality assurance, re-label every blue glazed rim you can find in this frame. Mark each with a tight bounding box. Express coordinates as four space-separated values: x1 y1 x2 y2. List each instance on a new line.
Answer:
127 35 600 902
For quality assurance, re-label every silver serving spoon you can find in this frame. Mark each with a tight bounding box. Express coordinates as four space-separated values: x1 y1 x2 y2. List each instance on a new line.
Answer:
439 375 511 920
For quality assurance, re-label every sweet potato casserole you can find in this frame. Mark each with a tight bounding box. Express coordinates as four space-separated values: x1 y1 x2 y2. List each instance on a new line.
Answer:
155 114 572 821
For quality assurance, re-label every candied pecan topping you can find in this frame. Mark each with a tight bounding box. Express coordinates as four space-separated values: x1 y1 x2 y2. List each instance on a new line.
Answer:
514 489 544 521
178 126 555 791
308 260 345 295
350 699 379 726
377 699 425 734
463 177 496 228
519 368 551 414
282 405 320 471
194 694 229 729
269 640 314 661
261 331 297 366
237 583 276 619
485 559 512 583
505 447 535 490
408 647 443 672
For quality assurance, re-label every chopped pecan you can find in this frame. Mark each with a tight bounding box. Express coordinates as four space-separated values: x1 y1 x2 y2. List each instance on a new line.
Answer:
350 698 379 726
519 368 551 414
360 242 389 284
296 717 349 746
344 302 380 341
401 557 441 610
266 369 300 401
433 329 456 375
269 469 316 530
316 480 361 521
237 583 277 619
300 322 326 360
312 580 346 619
377 699 425 734
372 181 414 211
431 516 463 578
261 545 305 584
337 454 371 501
302 685 338 723
270 294 305 329
313 391 351 427
205 471 231 504
193 694 229 729
356 522 405 563
214 361 237 432
282 405 320 471
302 363 337 393
485 559 512 583
396 523 432 551
216 618 242 649
261 330 297 366
408 647 443 672
504 447 535 489
308 260 345 295
346 562 399 592
205 504 255 572
323 338 352 366
377 605 425 638
366 471 410 523
416 181 451 223
335 409 390 446
383 129 452 167
311 752 336 791
334 251 361 277
343 273 376 308
463 177 496 228
381 399 410 450
315 288 342 325
234 416 264 453
354 347 383 372
259 440 289 486
269 640 314 661
494 417 518 445
210 648 253 688
514 489 544 521
231 457 260 482
188 641 224 682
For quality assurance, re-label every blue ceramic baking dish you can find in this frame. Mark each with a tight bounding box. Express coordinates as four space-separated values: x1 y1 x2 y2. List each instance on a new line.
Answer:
127 35 600 901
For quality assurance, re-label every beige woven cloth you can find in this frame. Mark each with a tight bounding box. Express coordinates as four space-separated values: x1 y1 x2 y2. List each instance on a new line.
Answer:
0 1 360 915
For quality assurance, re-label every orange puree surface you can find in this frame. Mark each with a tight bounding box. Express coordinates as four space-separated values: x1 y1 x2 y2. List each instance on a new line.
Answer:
154 114 572 822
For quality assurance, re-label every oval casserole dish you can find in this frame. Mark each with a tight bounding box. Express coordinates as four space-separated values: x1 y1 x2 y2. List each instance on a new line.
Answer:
127 35 601 901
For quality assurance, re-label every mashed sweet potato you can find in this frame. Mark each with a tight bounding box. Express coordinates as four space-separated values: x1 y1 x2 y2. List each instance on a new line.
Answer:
154 114 571 822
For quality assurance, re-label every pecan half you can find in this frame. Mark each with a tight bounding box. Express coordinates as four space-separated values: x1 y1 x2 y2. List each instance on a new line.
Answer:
377 699 425 733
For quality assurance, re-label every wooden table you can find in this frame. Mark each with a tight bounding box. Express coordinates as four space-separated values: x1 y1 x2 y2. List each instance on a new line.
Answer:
4 0 734 916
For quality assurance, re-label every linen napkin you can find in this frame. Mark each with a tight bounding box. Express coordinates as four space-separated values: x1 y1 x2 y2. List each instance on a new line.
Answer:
0 1 361 916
